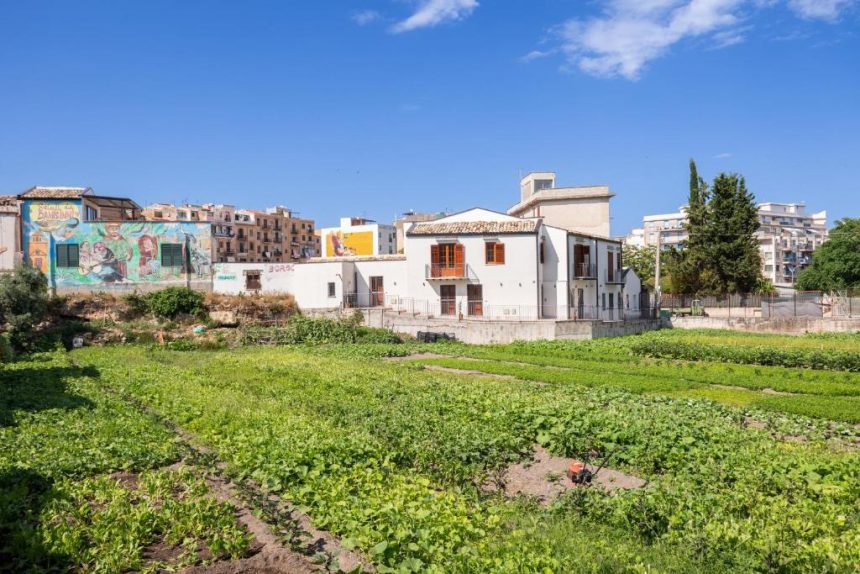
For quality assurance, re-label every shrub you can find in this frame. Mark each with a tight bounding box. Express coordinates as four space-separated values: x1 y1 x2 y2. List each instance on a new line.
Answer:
0 265 49 351
240 315 401 345
124 288 205 319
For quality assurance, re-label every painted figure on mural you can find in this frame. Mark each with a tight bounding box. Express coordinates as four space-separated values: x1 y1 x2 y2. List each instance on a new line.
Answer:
78 241 96 275
187 235 210 277
91 242 124 282
99 223 133 279
138 235 160 278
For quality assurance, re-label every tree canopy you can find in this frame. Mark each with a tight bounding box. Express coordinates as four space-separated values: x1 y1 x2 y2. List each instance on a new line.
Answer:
796 218 860 291
668 160 762 294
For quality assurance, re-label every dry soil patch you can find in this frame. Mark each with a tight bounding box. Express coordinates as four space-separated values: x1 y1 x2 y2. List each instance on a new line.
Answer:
488 446 645 504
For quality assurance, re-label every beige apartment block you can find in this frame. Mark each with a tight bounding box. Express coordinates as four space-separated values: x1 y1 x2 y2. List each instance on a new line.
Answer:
143 202 318 264
508 172 614 237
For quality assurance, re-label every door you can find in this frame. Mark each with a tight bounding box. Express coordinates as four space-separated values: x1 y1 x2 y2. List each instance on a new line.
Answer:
370 276 384 307
440 285 456 316
467 284 483 317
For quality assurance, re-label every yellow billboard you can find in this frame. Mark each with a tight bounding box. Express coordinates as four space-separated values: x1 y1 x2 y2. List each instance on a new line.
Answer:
325 230 373 257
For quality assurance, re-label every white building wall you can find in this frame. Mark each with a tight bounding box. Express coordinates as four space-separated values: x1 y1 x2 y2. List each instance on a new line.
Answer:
539 225 569 319
0 212 18 271
405 232 540 318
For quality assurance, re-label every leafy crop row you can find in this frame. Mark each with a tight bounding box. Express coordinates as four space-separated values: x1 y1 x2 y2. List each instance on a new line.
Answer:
629 335 860 371
74 345 860 572
0 352 251 571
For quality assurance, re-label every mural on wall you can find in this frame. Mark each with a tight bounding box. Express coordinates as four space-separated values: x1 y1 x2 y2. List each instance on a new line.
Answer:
325 230 373 257
20 203 213 286
55 222 212 286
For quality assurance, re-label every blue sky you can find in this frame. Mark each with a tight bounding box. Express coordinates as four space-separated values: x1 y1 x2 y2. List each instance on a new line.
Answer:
1 0 858 235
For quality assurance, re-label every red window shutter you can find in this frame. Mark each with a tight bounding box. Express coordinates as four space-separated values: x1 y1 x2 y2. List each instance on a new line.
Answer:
454 243 464 268
431 244 440 265
496 243 505 264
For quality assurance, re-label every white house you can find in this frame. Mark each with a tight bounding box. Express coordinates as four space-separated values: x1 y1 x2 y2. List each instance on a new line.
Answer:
403 208 634 322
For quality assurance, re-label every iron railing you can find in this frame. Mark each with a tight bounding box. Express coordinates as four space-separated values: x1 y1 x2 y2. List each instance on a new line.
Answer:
425 263 471 279
604 268 625 283
572 262 597 279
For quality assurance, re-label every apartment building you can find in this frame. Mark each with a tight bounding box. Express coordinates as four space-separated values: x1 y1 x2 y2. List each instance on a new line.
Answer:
758 202 828 286
319 217 396 258
632 202 829 287
143 202 318 264
508 172 614 237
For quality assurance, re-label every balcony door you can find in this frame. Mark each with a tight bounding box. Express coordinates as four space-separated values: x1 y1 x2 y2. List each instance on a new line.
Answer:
440 285 456 316
431 243 464 278
467 284 483 317
574 244 591 277
370 276 384 307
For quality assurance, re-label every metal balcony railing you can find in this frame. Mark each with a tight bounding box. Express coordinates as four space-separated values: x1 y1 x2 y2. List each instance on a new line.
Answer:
604 267 624 284
425 263 469 279
572 262 597 279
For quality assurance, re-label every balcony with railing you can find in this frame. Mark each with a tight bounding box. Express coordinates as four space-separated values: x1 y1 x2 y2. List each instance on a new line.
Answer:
426 263 471 280
604 267 625 284
572 262 597 279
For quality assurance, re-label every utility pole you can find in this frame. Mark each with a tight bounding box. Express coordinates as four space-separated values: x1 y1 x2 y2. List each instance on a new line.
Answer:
654 231 662 310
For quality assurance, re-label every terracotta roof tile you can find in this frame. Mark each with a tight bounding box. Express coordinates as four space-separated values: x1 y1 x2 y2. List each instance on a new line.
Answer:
20 186 92 199
408 220 539 236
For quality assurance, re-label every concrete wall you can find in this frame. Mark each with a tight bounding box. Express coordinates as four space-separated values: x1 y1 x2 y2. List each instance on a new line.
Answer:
358 311 662 344
667 316 860 334
534 197 611 238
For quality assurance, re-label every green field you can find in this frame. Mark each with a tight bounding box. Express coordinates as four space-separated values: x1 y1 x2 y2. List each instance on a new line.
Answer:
2 329 859 572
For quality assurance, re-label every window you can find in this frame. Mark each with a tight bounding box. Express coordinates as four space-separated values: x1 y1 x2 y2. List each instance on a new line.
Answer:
539 239 545 264
161 243 184 268
327 282 336 298
242 271 261 290
56 244 80 268
485 242 505 265
602 293 606 310
85 206 98 221
609 293 614 309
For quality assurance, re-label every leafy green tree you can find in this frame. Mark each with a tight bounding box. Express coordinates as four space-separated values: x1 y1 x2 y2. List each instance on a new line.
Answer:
796 218 860 290
0 264 49 351
672 161 762 294
706 174 761 293
622 244 657 288
672 160 710 293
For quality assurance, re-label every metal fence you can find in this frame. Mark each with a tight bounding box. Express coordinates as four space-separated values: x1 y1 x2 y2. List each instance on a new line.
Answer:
343 292 656 323
660 291 859 318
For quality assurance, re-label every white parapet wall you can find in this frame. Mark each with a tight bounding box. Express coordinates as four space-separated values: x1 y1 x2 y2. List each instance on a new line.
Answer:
212 256 408 311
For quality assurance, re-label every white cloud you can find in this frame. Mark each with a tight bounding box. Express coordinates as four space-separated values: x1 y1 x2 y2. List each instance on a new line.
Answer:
352 10 382 26
787 0 854 21
559 0 745 80
714 152 733 158
391 0 478 33
519 49 554 62
555 0 853 80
